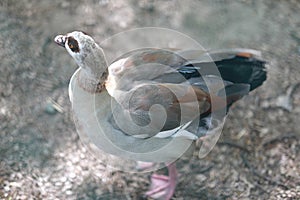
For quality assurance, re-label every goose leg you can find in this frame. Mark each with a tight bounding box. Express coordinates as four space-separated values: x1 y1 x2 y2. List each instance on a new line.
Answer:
145 162 177 200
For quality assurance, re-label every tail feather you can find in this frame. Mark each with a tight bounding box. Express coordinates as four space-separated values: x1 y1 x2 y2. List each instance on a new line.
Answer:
184 49 267 137
215 55 267 91
178 49 267 91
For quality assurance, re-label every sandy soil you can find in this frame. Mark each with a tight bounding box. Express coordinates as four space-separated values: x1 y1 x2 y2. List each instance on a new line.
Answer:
0 0 299 199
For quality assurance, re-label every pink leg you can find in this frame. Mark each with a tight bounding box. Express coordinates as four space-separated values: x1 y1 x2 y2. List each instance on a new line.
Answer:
136 161 156 171
145 162 177 200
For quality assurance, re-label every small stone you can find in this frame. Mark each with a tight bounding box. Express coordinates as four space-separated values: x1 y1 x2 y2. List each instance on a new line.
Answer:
60 176 67 182
19 194 27 200
45 103 57 115
66 190 73 195
44 182 52 188
281 193 286 198
68 172 76 179
55 181 62 186
4 185 10 191
16 173 23 179
59 152 65 158
10 182 22 187
195 174 207 182
0 107 7 116
2 83 13 97
80 153 85 159
64 181 72 189
208 180 217 188
95 188 103 195
71 156 79 164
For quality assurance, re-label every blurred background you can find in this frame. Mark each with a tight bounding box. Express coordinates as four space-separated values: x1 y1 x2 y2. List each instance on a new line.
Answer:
0 0 299 199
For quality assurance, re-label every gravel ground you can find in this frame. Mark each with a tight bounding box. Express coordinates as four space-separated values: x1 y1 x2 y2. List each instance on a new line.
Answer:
0 0 300 199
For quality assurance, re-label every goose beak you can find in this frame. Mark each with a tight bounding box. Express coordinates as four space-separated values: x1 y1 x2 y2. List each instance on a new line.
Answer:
54 34 67 48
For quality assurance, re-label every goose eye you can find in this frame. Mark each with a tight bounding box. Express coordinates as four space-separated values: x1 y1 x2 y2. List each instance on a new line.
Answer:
67 36 80 53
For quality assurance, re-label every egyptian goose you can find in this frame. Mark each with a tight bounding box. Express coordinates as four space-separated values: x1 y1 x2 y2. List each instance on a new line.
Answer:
54 31 266 199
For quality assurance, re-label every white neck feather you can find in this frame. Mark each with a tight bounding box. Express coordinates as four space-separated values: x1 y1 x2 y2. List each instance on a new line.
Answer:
76 44 108 93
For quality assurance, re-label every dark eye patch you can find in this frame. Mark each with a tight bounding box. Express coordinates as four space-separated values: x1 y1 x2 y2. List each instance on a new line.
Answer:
67 36 80 53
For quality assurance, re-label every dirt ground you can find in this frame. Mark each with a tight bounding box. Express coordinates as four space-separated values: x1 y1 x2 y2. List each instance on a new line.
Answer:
0 0 300 199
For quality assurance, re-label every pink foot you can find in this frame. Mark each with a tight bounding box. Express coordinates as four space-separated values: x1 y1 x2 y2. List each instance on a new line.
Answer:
145 163 177 200
136 161 156 171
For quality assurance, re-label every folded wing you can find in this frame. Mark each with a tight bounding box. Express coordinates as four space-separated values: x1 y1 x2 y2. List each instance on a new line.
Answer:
105 48 266 138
